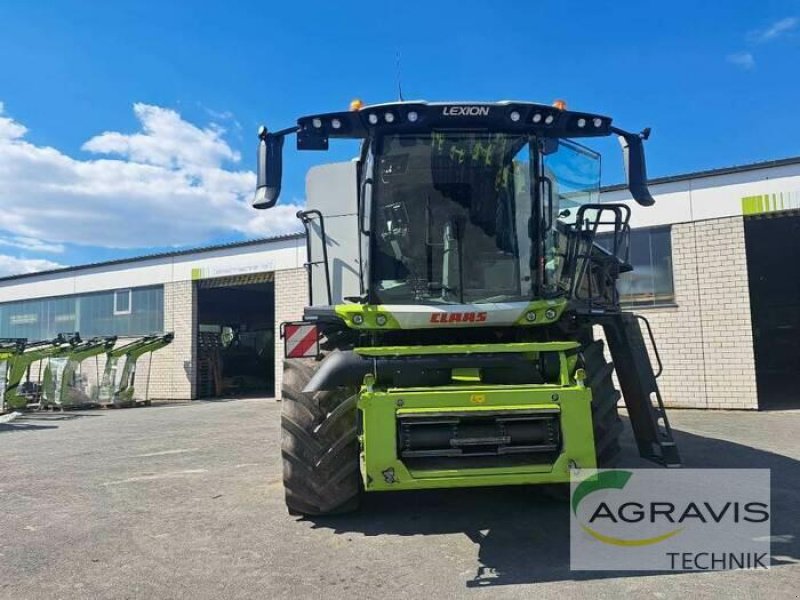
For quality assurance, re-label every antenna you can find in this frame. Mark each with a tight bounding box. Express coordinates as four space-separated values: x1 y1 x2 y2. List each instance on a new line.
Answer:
395 50 404 102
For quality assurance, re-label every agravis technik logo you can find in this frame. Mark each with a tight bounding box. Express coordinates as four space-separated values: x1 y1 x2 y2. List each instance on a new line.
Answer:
570 469 771 571
572 470 683 547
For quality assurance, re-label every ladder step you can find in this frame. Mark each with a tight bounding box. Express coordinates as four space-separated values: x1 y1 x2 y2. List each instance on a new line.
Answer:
600 312 682 467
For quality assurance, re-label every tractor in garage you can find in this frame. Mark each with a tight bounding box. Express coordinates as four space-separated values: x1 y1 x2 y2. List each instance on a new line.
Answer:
253 100 681 515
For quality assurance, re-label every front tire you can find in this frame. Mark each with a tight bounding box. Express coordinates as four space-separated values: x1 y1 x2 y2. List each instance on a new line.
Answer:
280 358 360 516
583 339 623 467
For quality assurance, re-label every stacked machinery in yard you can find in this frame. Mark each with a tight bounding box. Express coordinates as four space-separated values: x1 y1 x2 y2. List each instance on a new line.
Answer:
0 338 26 414
40 335 118 409
1 334 79 411
95 333 174 407
253 100 681 515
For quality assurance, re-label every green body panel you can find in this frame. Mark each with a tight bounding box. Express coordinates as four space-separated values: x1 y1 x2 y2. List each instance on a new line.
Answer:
5 343 74 409
96 334 172 405
0 345 23 413
356 341 580 386
41 338 116 408
358 384 595 491
355 341 579 356
355 341 595 492
333 298 568 330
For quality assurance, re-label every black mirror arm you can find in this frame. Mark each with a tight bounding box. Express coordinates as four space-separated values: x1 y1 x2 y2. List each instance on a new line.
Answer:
611 126 655 207
270 125 302 138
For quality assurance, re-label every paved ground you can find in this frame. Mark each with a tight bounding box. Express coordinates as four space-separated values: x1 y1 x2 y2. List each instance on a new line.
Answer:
0 400 798 599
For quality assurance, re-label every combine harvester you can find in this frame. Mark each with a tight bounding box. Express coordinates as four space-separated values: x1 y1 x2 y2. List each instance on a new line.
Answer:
96 333 174 407
252 99 681 515
40 336 118 410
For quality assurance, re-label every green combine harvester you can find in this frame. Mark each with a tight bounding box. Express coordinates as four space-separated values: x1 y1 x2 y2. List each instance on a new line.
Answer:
96 333 174 406
253 99 681 515
2 334 79 411
40 336 118 409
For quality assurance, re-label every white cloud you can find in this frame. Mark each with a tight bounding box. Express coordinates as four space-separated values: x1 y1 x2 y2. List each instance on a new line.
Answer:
82 103 240 169
0 104 28 140
0 236 65 253
727 51 756 70
199 104 243 133
748 16 798 43
0 102 303 259
0 254 64 277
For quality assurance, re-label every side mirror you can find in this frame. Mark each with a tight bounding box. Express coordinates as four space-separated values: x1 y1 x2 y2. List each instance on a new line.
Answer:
253 126 285 209
618 130 655 207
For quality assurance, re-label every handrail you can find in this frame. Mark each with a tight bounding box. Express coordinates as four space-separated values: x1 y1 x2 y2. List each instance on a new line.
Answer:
635 313 663 379
296 209 333 306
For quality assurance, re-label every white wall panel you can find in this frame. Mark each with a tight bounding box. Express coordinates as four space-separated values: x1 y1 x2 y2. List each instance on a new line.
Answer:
602 163 800 229
0 237 304 302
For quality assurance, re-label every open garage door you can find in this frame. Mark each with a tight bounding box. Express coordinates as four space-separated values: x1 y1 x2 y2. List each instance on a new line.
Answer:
196 273 275 398
745 212 800 409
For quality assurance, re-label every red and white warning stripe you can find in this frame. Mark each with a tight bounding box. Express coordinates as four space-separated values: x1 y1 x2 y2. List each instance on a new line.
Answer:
283 323 319 359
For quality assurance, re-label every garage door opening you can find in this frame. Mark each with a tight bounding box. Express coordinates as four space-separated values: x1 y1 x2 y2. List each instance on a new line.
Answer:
745 212 800 409
196 274 275 398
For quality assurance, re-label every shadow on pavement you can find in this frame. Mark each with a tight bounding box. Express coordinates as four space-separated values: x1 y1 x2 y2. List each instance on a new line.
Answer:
0 422 59 433
189 396 275 405
305 422 800 587
0 411 105 433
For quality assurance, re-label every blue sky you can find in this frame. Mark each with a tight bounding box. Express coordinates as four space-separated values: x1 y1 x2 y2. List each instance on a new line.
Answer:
0 1 798 275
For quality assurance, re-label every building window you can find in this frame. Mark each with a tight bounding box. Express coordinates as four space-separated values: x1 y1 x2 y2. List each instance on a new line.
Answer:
113 289 132 315
597 226 674 306
0 285 163 341
617 226 675 307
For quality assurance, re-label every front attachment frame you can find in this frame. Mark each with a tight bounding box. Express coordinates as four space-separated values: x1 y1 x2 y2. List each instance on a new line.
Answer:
355 342 597 492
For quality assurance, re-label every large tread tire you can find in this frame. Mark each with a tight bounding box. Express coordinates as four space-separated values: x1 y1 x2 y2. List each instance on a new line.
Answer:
281 357 360 516
582 339 623 467
540 338 623 502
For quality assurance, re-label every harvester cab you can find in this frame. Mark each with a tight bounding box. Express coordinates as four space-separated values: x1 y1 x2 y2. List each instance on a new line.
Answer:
254 100 680 515
41 335 118 409
95 332 174 406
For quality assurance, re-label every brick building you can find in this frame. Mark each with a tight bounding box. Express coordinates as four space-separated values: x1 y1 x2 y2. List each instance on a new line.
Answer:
0 156 798 409
0 234 308 402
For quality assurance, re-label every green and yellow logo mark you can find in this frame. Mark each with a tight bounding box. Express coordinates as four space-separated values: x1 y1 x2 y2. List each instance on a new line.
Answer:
572 470 683 547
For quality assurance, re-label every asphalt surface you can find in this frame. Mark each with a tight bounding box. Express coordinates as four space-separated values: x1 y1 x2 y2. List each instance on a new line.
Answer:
1 399 798 599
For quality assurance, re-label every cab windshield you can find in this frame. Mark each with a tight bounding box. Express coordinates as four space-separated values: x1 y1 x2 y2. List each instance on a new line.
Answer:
541 139 602 295
370 132 534 305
